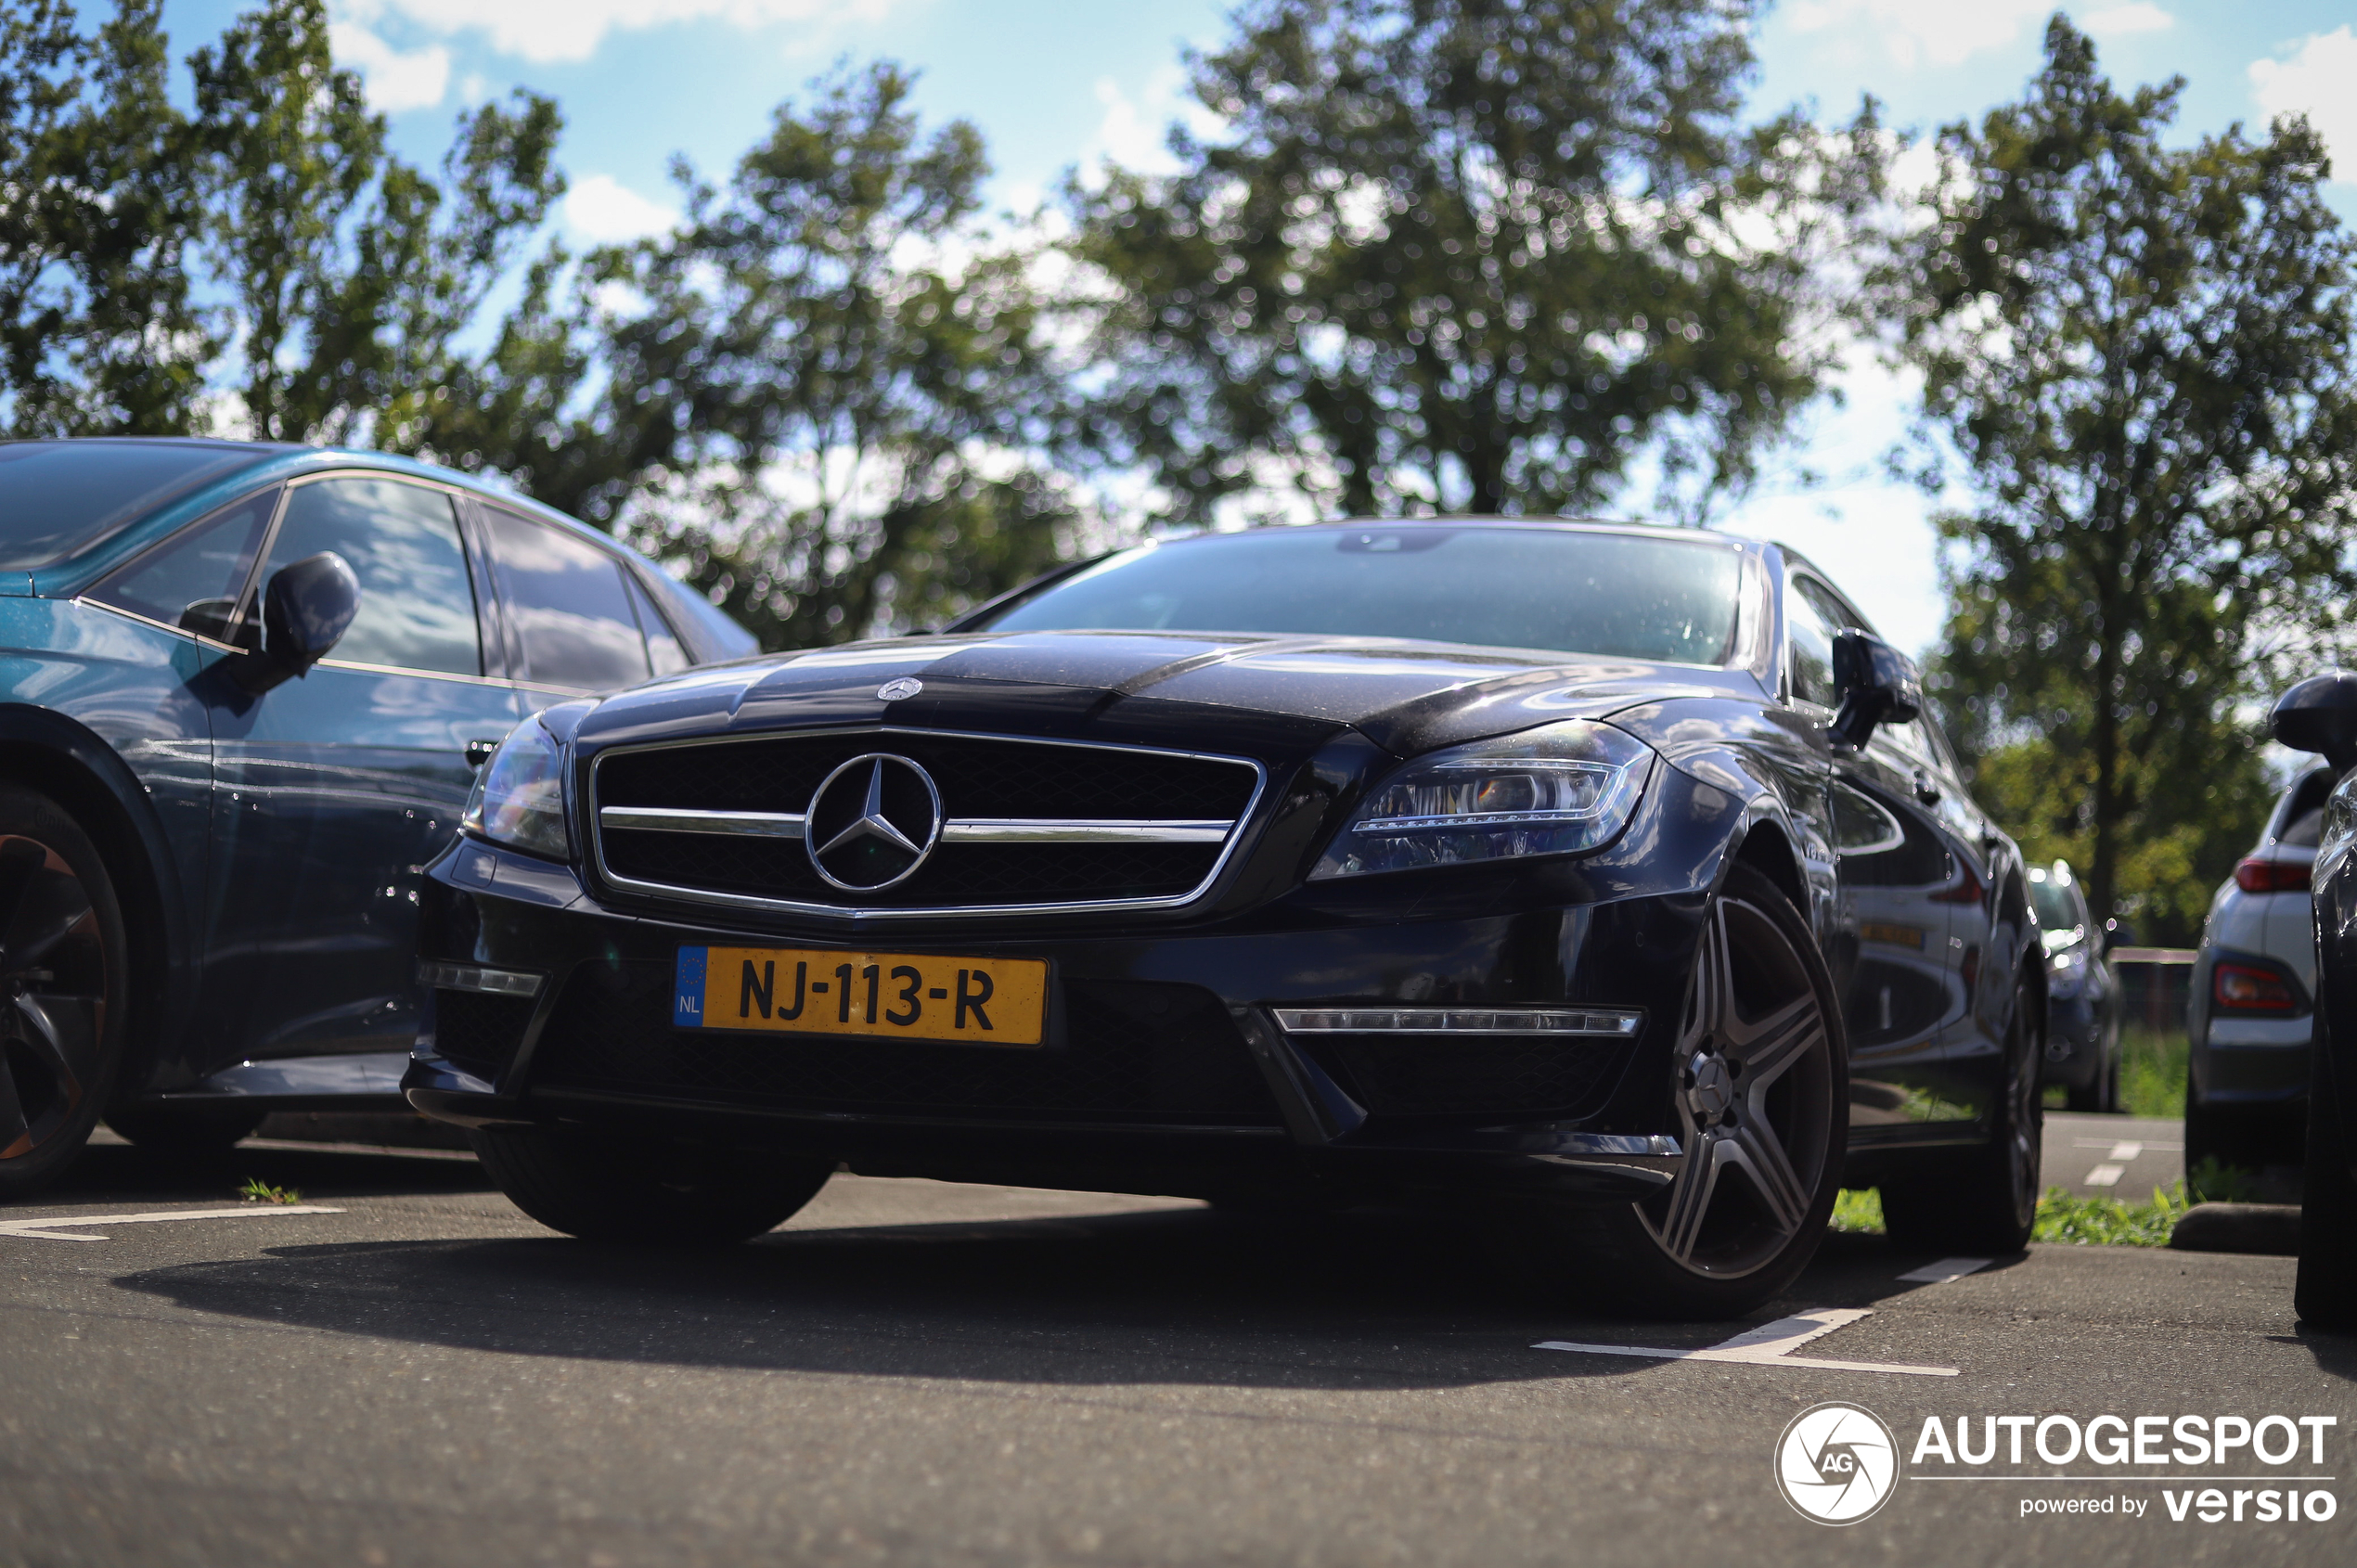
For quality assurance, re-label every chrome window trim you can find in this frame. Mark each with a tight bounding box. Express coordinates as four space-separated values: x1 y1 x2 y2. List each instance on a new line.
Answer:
586 726 1269 921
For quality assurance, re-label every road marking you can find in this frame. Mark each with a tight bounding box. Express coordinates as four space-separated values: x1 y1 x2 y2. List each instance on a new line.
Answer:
1896 1256 1990 1284
1535 1307 1958 1377
0 1205 344 1243
2072 1137 2181 1152
2084 1163 2127 1187
2107 1141 2144 1161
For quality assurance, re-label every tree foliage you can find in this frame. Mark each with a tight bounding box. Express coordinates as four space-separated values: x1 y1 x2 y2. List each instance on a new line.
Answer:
1070 0 1875 524
580 63 1078 648
1899 18 2357 933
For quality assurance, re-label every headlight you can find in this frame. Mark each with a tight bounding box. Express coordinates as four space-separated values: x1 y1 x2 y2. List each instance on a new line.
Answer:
2047 942 2090 998
1310 720 1652 880
463 716 569 858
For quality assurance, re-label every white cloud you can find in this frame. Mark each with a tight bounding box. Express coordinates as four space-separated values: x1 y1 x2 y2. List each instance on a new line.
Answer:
564 174 679 242
1084 66 1224 180
329 20 451 112
350 0 897 67
2251 28 2357 186
1784 0 2049 71
2080 4 2175 39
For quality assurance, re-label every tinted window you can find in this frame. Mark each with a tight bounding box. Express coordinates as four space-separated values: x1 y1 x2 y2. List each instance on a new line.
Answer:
0 441 269 569
87 487 277 640
625 572 689 675
482 507 650 690
2029 876 2085 931
1784 582 1835 707
260 478 481 675
977 527 1745 664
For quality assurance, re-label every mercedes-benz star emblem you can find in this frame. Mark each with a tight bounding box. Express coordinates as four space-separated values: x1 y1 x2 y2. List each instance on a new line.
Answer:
805 753 943 892
876 677 922 701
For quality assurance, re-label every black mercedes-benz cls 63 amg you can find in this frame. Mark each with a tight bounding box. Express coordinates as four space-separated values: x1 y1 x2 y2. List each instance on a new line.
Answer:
406 520 2044 1317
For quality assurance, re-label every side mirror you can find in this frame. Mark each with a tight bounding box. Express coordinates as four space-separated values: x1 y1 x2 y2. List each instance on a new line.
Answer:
2271 673 2357 777
1830 628 1922 749
238 551 360 693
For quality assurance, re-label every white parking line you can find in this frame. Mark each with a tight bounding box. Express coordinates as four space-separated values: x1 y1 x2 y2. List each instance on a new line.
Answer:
2072 1138 2182 1152
1896 1256 1991 1284
2084 1163 2127 1187
1535 1307 1959 1377
0 1206 344 1242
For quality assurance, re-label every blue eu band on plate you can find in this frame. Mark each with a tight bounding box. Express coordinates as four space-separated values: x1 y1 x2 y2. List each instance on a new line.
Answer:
673 945 1050 1046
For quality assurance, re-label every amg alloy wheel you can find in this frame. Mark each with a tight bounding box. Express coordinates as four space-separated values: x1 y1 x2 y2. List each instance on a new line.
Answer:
1587 863 1846 1317
0 787 130 1200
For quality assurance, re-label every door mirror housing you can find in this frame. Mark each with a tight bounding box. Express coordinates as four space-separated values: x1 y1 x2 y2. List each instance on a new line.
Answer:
2271 673 2357 777
238 551 360 693
1830 629 1922 749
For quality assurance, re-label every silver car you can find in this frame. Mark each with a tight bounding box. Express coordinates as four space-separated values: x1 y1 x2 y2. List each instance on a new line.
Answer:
2186 765 2328 1171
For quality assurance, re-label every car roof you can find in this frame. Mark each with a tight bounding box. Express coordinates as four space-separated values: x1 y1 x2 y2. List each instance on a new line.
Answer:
27 438 637 596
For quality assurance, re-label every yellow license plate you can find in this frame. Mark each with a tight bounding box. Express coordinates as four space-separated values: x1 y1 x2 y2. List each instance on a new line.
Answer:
674 945 1049 1047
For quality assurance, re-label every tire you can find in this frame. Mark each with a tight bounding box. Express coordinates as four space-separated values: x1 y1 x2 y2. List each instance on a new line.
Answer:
1574 863 1848 1319
105 1104 268 1156
470 1125 834 1245
2295 1018 2357 1330
0 784 132 1202
1883 975 2043 1253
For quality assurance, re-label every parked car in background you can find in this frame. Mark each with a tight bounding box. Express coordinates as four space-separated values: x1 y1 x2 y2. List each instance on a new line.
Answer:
0 438 754 1197
408 520 2049 1318
2183 765 2329 1172
2029 860 2119 1111
2265 675 2357 1328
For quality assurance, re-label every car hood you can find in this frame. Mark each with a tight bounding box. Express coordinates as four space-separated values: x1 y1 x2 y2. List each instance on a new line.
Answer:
569 629 1766 758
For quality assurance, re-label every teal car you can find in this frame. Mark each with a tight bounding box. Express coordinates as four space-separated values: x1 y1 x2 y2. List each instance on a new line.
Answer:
0 438 753 1197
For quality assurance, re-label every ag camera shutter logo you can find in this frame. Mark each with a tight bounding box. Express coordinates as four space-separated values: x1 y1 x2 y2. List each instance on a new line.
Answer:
1775 1402 1901 1524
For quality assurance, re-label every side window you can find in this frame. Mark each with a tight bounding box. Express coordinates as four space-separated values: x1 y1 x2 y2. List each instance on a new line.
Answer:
258 479 482 675
480 506 651 692
88 488 277 641
1784 581 1835 708
624 572 690 675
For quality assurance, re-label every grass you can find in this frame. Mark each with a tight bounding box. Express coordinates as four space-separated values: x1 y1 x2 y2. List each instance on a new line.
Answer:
2118 1027 2189 1119
1832 1181 2192 1247
238 1177 302 1205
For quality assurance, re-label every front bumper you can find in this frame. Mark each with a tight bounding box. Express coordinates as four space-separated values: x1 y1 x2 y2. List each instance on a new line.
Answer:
404 829 1715 1203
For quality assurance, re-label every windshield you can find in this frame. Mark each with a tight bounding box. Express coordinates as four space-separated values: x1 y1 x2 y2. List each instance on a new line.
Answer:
973 525 1746 664
2029 877 2081 933
0 441 271 570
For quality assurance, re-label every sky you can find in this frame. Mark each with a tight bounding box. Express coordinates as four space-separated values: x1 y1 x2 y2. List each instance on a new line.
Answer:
143 0 2357 653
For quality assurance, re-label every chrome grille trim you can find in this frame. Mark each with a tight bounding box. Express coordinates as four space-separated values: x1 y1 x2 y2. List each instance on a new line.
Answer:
586 726 1267 921
938 817 1232 844
601 806 806 839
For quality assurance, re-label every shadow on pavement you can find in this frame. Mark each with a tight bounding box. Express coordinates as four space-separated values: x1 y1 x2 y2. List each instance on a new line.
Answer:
105 1194 2001 1393
52 1139 496 1202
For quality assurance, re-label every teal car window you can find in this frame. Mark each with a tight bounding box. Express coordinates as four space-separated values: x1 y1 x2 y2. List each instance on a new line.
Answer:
0 440 267 569
481 505 651 691
625 572 690 675
261 478 482 675
86 487 277 640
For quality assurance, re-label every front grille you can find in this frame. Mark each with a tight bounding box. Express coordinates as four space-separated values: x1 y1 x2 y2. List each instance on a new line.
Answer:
593 730 1260 913
431 988 536 1080
530 960 1284 1126
1306 1033 1634 1122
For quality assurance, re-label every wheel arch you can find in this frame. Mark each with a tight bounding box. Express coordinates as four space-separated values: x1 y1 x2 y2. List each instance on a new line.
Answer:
0 704 198 1101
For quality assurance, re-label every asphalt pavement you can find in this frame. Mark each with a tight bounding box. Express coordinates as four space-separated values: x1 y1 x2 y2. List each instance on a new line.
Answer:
2 1134 2351 1568
2043 1112 2189 1201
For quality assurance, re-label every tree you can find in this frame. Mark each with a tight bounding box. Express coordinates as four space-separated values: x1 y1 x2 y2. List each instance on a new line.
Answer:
1901 17 2357 934
1069 0 1874 525
0 0 209 436
587 63 1079 647
190 0 564 446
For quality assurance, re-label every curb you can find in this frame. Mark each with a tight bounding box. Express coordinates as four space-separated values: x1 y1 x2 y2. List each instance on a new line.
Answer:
2169 1202 2301 1256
